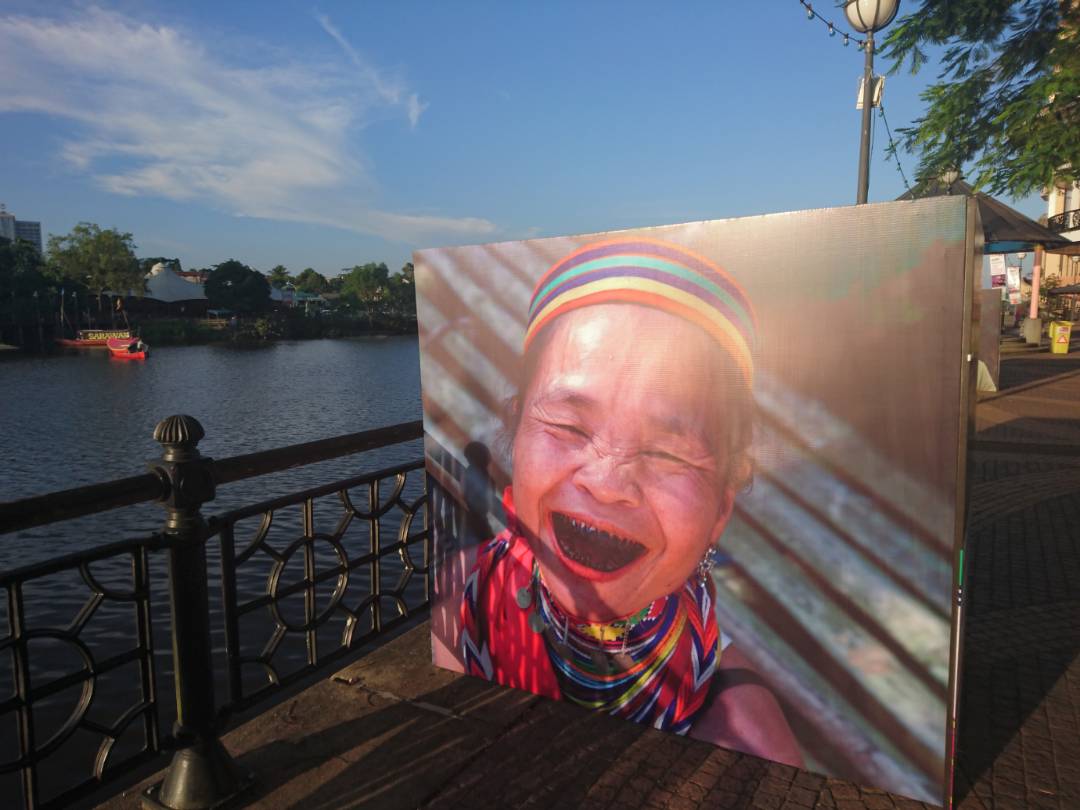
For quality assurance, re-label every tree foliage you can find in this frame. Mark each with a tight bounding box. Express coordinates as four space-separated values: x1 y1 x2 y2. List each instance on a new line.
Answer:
386 262 416 319
0 236 49 299
340 262 390 326
295 267 328 294
46 222 143 297
883 0 1080 195
205 259 271 313
267 264 292 289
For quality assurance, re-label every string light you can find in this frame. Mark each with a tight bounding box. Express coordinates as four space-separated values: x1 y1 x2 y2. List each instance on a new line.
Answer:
798 1 907 194
798 0 866 50
879 105 912 192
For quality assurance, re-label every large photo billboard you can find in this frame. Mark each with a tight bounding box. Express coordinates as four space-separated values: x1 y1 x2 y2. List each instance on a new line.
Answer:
415 197 977 806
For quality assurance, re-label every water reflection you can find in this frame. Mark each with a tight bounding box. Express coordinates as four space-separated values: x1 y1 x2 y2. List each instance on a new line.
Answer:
0 337 423 566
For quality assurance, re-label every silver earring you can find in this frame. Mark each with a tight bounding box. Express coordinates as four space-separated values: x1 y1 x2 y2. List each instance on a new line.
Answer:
697 546 720 585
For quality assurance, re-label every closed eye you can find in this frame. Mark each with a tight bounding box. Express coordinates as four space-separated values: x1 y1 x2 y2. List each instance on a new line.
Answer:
540 419 589 439
642 448 717 474
643 449 689 464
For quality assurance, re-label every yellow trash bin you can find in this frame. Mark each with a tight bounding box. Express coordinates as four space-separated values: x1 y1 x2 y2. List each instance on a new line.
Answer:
1050 320 1072 354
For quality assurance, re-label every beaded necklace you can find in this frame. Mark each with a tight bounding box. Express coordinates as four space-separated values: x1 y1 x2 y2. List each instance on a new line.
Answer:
530 554 718 734
462 530 720 735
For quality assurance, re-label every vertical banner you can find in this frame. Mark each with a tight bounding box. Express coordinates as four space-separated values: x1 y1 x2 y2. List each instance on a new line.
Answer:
415 197 975 807
989 254 1006 288
1006 265 1021 305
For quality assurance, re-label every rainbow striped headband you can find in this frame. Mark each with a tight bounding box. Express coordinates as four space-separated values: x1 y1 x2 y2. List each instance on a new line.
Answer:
524 238 757 387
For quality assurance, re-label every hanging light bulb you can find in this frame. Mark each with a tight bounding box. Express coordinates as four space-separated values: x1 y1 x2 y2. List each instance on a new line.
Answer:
807 5 815 19
828 23 835 36
843 33 850 45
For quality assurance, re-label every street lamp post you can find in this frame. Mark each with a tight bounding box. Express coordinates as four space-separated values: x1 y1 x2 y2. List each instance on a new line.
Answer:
845 0 900 204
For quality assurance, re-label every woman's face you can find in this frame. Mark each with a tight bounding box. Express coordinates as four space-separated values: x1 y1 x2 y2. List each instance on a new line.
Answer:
512 303 736 622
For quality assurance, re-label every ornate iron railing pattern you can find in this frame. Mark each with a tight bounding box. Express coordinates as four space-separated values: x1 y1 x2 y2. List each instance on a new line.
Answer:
1047 207 1080 233
0 534 166 810
214 460 428 716
0 418 427 810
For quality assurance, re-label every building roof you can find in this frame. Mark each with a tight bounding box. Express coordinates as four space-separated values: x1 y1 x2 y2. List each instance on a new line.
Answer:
896 177 1069 254
144 262 207 302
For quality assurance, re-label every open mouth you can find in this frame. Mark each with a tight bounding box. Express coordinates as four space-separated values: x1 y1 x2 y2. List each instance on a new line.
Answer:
551 512 647 573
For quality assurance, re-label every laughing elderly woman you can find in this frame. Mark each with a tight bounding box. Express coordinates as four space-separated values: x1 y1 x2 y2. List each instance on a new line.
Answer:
457 238 802 765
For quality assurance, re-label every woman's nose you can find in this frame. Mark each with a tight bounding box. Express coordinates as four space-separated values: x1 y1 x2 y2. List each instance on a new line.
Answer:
571 449 641 506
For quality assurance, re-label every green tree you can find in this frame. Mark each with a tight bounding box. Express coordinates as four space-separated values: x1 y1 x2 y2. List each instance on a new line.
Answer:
324 274 345 294
46 223 143 316
0 237 45 287
884 1 1080 195
340 262 390 327
387 262 416 321
0 237 50 325
267 264 292 289
205 259 271 313
1040 272 1063 314
295 267 328 294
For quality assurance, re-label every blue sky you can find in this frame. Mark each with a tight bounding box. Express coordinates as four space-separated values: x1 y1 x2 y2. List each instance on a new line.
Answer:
0 1 1048 278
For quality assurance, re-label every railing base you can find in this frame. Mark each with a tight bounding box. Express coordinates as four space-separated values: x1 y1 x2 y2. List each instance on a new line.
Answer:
141 738 254 810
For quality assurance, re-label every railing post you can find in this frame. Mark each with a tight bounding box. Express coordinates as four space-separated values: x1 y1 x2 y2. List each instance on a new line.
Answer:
143 415 251 810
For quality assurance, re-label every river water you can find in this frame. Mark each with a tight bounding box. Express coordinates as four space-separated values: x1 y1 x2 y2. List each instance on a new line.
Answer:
0 338 427 803
0 337 424 568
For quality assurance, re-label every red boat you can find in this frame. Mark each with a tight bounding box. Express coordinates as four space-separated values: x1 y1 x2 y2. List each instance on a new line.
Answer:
107 337 150 360
56 329 133 348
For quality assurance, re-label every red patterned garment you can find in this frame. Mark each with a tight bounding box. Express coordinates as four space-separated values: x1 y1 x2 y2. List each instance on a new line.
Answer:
461 491 720 734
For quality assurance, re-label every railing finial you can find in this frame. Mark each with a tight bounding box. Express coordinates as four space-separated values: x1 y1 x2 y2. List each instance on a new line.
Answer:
154 415 205 463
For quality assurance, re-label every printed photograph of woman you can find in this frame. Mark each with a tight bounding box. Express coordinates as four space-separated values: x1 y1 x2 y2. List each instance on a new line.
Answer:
457 239 802 764
416 197 974 806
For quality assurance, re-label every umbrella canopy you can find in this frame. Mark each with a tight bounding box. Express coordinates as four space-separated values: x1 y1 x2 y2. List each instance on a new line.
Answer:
896 178 1070 254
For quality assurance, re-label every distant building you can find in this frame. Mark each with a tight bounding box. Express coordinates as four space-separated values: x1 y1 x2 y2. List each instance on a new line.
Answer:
176 269 209 284
0 204 43 254
1044 180 1080 286
0 207 14 242
14 220 42 254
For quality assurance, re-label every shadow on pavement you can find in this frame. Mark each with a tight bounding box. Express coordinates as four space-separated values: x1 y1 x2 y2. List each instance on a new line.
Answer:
953 356 1080 808
996 357 1080 391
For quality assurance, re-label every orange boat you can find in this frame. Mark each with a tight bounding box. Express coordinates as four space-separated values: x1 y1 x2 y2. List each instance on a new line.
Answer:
107 337 150 360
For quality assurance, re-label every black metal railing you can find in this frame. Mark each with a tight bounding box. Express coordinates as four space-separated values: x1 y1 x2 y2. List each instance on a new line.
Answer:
214 459 428 716
1047 207 1080 233
0 416 427 810
1 533 167 810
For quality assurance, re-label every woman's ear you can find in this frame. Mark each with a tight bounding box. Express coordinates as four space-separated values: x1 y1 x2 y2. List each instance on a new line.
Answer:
732 454 754 494
710 484 737 543
499 394 523 464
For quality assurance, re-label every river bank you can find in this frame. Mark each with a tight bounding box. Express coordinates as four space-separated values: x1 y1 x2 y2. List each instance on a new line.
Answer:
0 313 418 352
139 314 417 346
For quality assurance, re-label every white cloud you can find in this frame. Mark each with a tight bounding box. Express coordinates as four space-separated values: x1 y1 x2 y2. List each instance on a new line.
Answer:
0 7 494 243
406 94 428 129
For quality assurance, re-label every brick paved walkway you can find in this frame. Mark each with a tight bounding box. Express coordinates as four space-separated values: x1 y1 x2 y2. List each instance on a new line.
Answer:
100 354 1080 810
